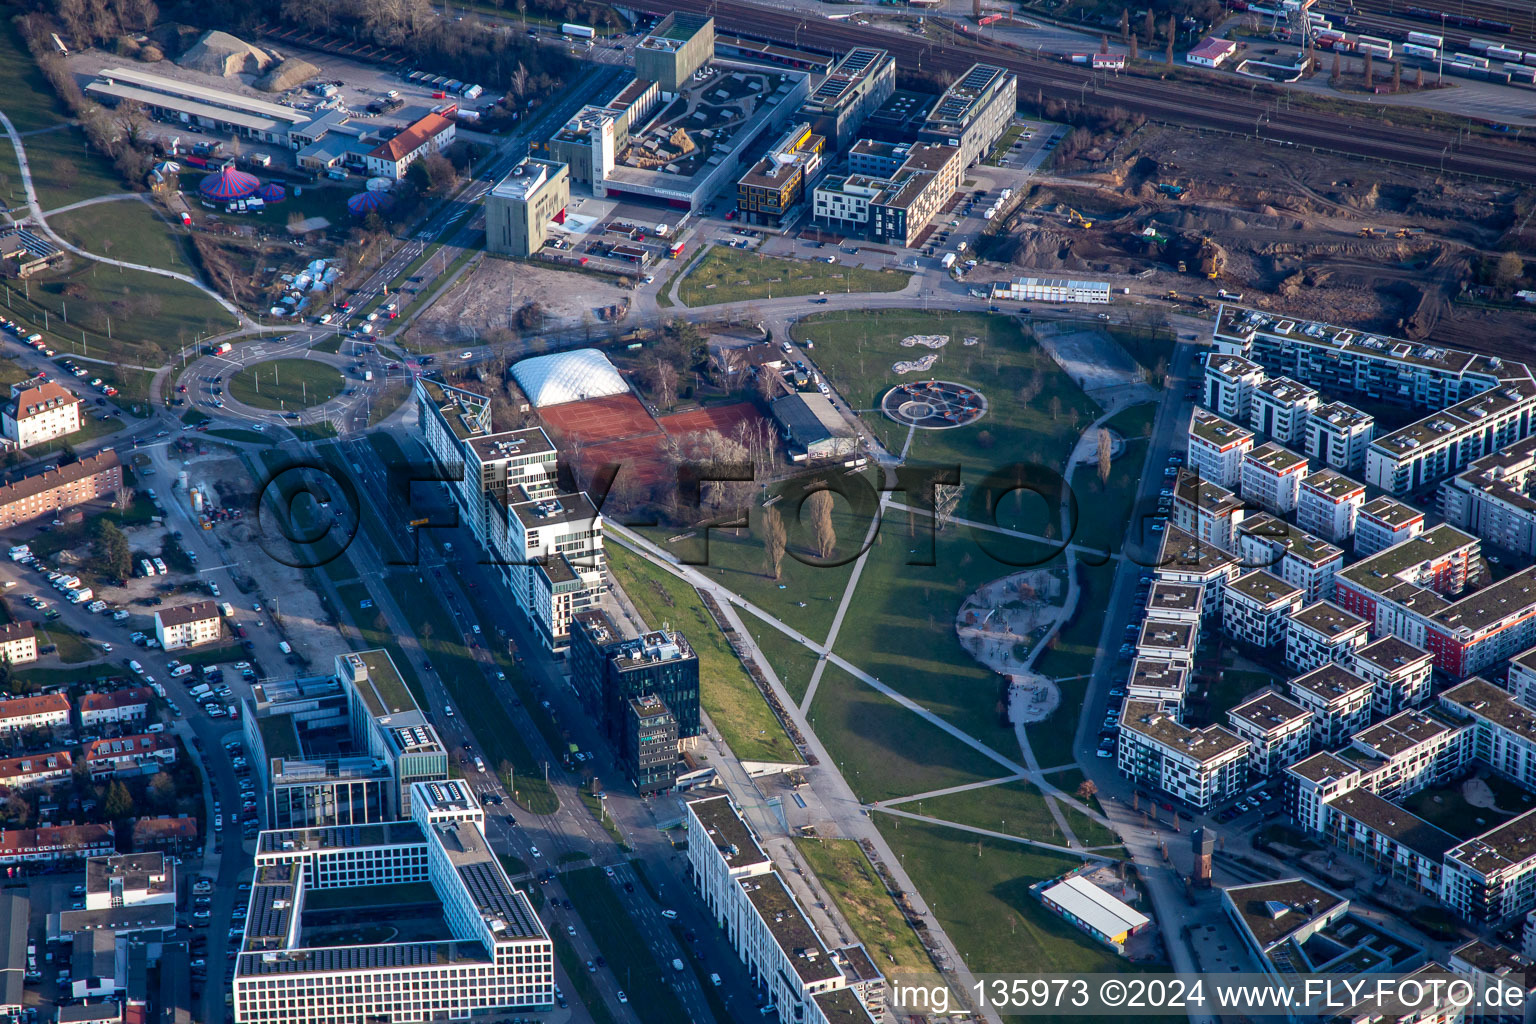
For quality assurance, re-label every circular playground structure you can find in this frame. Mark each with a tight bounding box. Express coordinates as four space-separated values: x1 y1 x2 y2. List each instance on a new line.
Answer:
881 379 987 429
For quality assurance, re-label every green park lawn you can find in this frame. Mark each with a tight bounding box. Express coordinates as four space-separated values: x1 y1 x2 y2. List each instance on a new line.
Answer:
605 543 801 765
52 200 195 275
793 837 936 974
229 358 343 411
677 246 909 306
900 778 1119 849
0 22 73 134
1028 559 1119 768
1068 401 1157 556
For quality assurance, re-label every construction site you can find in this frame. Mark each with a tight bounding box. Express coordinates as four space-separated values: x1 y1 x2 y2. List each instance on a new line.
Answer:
981 122 1536 351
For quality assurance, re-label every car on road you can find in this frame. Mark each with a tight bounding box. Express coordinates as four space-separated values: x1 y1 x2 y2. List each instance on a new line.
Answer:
529 845 541 858
616 992 627 1004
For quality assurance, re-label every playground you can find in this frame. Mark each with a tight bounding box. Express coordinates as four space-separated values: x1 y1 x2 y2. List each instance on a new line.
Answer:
881 380 987 429
955 567 1067 724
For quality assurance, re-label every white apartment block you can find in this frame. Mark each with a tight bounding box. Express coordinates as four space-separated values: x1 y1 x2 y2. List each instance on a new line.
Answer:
1442 678 1536 796
1237 514 1344 603
1443 807 1536 924
1368 384 1536 496
1146 582 1204 627
1187 410 1255 491
1509 647 1536 708
1440 435 1536 558
154 601 222 651
1226 689 1312 776
1240 442 1309 515
1286 751 1364 834
687 796 883 1024
1296 469 1365 546
1117 700 1248 810
1203 353 1266 423
233 781 554 1024
1305 401 1375 473
1353 636 1434 717
1348 708 1474 802
1171 472 1246 552
0 621 37 666
85 852 175 911
0 693 70 733
1222 570 1303 649
1323 786 1455 896
1251 376 1320 446
1288 664 1374 749
1154 527 1241 618
1126 658 1188 712
1355 496 1426 557
495 493 605 653
1134 616 1199 670
3 381 81 449
1284 600 1369 676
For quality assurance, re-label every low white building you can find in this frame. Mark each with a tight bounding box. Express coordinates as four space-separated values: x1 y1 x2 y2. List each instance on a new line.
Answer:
1226 688 1312 776
1296 469 1365 546
0 622 37 666
1240 442 1309 515
154 601 222 651
1188 410 1256 491
1118 699 1248 810
78 687 153 729
990 277 1109 303
84 852 175 911
1283 600 1369 675
1222 570 1303 649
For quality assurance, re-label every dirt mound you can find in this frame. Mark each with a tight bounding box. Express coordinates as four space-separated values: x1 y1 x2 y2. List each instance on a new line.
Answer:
177 30 273 76
257 57 318 93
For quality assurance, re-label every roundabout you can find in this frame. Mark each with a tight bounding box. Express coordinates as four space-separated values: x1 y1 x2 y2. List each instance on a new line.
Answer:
227 358 345 412
881 379 987 429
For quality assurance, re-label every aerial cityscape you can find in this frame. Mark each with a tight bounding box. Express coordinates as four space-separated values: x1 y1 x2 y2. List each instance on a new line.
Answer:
0 0 1533 1020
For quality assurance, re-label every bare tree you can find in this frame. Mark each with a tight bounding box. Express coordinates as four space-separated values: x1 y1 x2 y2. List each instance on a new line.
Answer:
933 483 962 533
761 506 787 580
1097 428 1113 484
807 489 836 559
1048 395 1062 421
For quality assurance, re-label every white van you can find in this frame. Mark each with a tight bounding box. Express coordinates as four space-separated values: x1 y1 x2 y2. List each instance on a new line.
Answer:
129 660 144 675
278 641 292 655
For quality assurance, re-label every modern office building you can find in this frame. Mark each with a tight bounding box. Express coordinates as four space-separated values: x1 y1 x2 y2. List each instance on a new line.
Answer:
569 613 700 748
812 140 961 247
1222 571 1304 649
485 158 571 259
735 123 825 226
797 47 896 149
339 651 448 820
232 782 554 1023
1226 689 1312 776
499 492 605 653
1440 436 1536 558
1187 410 1255 490
1296 469 1365 546
624 695 680 795
1240 442 1309 515
1117 700 1249 810
915 63 1017 168
1305 401 1375 473
1250 376 1320 446
3 380 80 449
1355 496 1426 557
685 796 883 1024
1284 600 1369 675
635 14 715 96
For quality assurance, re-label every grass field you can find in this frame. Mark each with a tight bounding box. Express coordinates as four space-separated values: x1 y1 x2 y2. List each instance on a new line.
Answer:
808 664 1007 803
0 22 72 134
24 125 123 213
1028 560 1118 768
677 247 909 306
793 837 935 974
903 778 1118 848
52 200 195 275
1068 401 1157 555
1402 775 1536 840
229 359 343 411
877 817 1131 975
606 543 801 766
561 866 690 1024
38 622 98 664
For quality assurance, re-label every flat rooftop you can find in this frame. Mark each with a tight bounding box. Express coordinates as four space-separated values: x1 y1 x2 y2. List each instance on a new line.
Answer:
1257 376 1319 404
1354 635 1431 675
510 491 599 530
1374 383 1536 457
417 378 492 441
490 158 565 203
742 873 840 984
1229 689 1309 732
1239 514 1342 567
1207 354 1264 381
1148 582 1203 615
803 47 890 111
1289 600 1366 638
1244 442 1308 475
1123 700 1246 763
1325 789 1458 861
257 821 426 854
689 795 768 869
1359 495 1424 528
922 63 1010 132
1224 878 1345 951
1286 751 1360 784
343 649 419 720
1175 472 1244 515
1288 663 1371 705
1312 401 1373 430
1136 618 1196 653
1351 707 1467 759
1302 469 1365 500
433 820 545 940
1442 677 1536 746
1226 569 1302 607
1338 524 1475 595
1448 807 1536 876
1128 659 1187 694
1157 525 1238 576
1434 566 1536 635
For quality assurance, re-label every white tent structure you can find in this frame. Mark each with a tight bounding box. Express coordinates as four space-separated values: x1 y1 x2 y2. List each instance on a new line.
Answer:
512 349 628 408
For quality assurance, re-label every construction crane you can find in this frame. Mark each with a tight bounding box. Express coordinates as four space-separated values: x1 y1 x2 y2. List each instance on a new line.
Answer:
1067 207 1093 229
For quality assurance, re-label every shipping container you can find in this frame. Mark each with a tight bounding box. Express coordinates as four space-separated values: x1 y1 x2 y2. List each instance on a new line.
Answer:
1453 52 1490 67
561 22 595 38
1486 45 1524 60
1403 43 1439 59
1407 31 1443 47
1469 38 1501 52
1356 35 1394 57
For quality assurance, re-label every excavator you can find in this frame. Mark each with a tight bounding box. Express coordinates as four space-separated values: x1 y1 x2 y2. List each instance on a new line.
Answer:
1066 207 1093 229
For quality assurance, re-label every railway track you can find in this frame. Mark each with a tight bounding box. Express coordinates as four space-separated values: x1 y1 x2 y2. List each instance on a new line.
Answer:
643 0 1536 184
1317 0 1536 52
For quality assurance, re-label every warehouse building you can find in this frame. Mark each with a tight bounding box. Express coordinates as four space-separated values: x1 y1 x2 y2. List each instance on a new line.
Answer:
770 393 859 460
991 277 1111 304
85 66 309 145
485 158 572 258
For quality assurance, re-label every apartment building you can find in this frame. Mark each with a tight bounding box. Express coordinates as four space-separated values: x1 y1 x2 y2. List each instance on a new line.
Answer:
1134 617 1199 670
153 601 221 651
78 687 152 729
1187 410 1256 490
1126 658 1188 712
1296 469 1365 546
1441 677 1536 794
1367 384 1536 496
1509 646 1536 707
1117 700 1248 810
1287 664 1374 749
1251 376 1320 446
1222 570 1303 649
1284 601 1369 675
1305 401 1376 473
1440 435 1536 557
0 450 121 529
796 46 894 149
2 380 80 449
1353 636 1434 717
364 111 455 179
1348 707 1474 802
1443 808 1536 924
0 693 70 733
1171 471 1246 552
0 621 36 666
1355 496 1426 557
1227 689 1312 776
686 796 883 1024
233 782 554 1024
1237 514 1344 603
0 823 114 866
1146 582 1205 627
1204 353 1266 423
914 63 1017 169
812 141 961 247
1240 442 1309 515
1447 939 1535 1024
83 734 176 777
1323 786 1456 896
0 750 71 792
1333 524 1480 639
1154 526 1241 618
